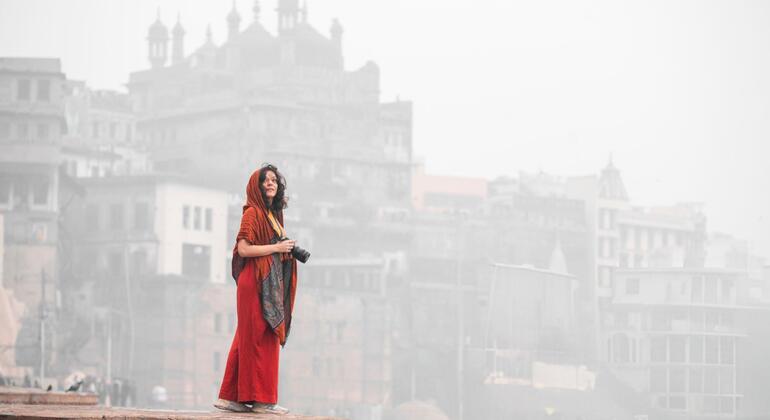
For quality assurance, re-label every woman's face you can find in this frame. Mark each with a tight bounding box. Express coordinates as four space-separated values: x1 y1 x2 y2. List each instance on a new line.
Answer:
262 170 278 201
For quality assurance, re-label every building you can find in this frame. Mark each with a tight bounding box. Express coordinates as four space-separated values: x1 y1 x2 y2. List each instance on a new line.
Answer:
605 267 767 419
62 81 148 178
0 57 67 377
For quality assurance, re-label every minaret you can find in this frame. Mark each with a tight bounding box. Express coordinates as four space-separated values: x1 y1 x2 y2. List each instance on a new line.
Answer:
147 9 169 69
252 0 261 22
205 24 214 45
330 18 343 49
227 0 241 41
277 0 300 34
171 13 185 65
330 18 343 68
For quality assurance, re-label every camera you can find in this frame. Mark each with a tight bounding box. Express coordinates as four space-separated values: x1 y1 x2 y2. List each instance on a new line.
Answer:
279 237 311 263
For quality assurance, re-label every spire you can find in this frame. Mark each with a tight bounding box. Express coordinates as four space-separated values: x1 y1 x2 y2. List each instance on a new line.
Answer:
599 157 629 201
548 236 568 275
277 0 300 33
330 18 343 43
227 0 241 40
172 12 185 65
205 24 214 45
301 0 308 23
252 0 261 22
147 8 169 69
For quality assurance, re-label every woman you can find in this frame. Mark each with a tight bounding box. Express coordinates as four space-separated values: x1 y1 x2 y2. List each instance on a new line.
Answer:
214 164 298 414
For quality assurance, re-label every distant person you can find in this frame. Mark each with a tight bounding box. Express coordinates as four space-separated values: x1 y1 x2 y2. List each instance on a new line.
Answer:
214 164 300 415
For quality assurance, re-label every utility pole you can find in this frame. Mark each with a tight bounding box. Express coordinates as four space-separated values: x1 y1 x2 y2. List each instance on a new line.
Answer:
39 269 46 385
455 222 464 420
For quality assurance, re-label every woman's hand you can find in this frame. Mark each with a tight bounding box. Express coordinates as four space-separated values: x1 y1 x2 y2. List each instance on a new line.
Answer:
274 239 296 254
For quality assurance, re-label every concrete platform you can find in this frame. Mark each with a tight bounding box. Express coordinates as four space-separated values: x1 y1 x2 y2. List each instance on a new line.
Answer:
0 387 97 405
0 404 343 419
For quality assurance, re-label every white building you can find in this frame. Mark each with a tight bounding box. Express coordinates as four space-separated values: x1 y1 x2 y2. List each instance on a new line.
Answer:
605 267 764 418
69 174 229 284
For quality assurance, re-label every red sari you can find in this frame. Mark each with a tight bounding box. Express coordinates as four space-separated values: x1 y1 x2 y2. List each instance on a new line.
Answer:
218 258 280 403
218 168 298 404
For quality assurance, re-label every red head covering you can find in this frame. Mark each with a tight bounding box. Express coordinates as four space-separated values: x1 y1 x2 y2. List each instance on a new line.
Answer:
237 168 279 246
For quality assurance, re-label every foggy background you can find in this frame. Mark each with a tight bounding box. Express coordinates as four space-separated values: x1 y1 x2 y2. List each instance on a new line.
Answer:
0 1 769 419
1 0 768 257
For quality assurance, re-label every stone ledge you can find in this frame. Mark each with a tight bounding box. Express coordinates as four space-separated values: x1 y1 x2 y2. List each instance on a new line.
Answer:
0 387 97 406
0 404 343 420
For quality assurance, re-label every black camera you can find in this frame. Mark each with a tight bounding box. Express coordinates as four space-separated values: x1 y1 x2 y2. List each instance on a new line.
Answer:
279 237 311 263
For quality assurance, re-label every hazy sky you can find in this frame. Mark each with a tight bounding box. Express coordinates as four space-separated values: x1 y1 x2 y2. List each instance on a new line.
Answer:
1 0 768 258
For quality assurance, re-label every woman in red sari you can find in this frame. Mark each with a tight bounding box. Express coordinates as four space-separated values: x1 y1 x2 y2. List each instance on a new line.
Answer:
215 164 298 414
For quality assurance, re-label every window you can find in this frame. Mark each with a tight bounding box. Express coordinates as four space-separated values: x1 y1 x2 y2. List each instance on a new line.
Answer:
721 278 734 303
227 313 235 333
205 208 213 231
134 202 149 231
720 397 734 414
109 252 123 275
0 121 9 140
691 276 703 302
37 79 50 101
689 367 703 393
214 313 222 333
0 176 10 205
720 337 734 364
182 205 190 228
31 178 48 205
690 336 704 363
85 204 99 231
669 396 686 410
18 123 29 140
110 122 117 139
651 336 667 362
669 367 686 392
704 367 719 393
650 367 666 392
181 243 211 279
705 336 719 364
669 337 686 363
705 276 718 303
36 124 49 141
720 367 734 393
110 203 124 230
194 206 201 230
17 79 30 101
626 278 640 295
703 396 719 413
92 122 99 138
213 351 221 372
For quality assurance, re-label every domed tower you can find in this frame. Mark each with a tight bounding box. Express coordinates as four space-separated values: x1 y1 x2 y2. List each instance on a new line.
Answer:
277 0 300 34
252 0 261 22
330 18 343 47
147 9 169 69
330 18 344 68
171 13 185 65
227 0 241 41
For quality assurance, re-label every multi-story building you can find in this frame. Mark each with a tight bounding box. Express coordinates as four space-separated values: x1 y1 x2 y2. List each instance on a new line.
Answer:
0 58 67 376
56 173 230 405
62 81 147 178
605 267 765 419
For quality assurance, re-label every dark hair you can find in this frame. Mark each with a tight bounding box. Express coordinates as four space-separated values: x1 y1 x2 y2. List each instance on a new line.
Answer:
258 163 288 213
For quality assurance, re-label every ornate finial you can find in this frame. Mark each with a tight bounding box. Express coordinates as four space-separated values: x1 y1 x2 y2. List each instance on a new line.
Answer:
173 12 185 35
253 0 261 21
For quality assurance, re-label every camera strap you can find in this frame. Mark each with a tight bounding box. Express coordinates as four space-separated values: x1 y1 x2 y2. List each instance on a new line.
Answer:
266 210 286 238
